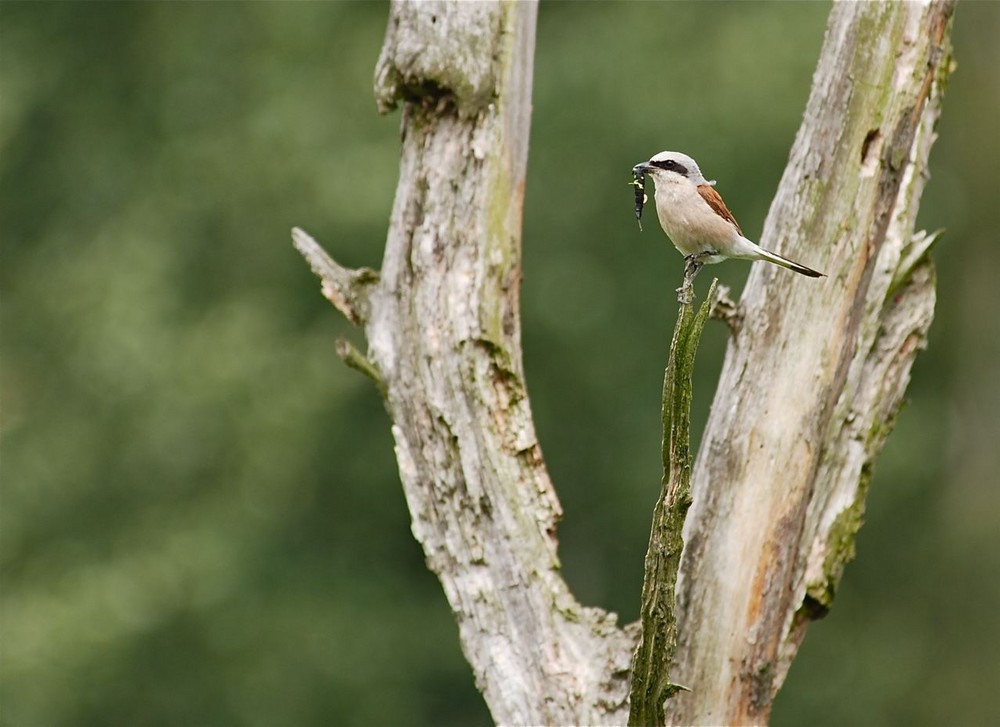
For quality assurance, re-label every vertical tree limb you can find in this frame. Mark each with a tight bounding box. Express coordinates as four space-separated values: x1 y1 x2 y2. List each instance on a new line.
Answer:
301 2 635 724
665 2 955 724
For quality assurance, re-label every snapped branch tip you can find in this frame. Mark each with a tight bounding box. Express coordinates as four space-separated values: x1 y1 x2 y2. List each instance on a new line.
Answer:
709 282 742 335
290 226 379 327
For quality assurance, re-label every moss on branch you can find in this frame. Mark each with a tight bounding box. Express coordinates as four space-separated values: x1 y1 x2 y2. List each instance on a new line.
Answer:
628 279 717 727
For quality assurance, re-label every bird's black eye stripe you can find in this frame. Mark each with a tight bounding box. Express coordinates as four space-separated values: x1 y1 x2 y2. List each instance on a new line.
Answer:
650 159 687 175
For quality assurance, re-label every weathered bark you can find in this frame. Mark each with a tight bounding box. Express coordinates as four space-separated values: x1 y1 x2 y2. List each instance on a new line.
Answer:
665 2 954 724
294 0 954 724
299 2 634 724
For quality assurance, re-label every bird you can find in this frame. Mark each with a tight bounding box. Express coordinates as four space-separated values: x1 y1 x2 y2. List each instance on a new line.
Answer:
632 151 824 286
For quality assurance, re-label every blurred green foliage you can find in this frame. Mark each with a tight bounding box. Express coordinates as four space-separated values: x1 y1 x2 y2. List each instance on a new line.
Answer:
2 2 998 726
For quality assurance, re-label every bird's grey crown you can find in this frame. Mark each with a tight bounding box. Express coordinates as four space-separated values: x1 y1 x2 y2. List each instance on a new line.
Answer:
647 151 710 186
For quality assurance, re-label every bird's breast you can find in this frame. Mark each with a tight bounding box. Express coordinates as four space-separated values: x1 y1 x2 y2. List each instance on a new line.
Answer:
654 181 739 256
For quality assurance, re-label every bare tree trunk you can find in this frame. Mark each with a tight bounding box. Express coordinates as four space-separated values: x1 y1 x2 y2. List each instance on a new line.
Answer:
293 0 954 724
297 2 634 724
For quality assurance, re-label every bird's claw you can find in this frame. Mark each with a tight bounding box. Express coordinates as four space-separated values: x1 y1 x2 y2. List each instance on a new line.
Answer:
677 255 703 305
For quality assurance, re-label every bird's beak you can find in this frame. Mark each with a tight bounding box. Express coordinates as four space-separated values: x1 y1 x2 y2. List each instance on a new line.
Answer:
633 162 653 175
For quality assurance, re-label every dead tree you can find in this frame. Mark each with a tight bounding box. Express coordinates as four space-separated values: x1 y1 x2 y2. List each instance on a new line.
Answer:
293 1 955 724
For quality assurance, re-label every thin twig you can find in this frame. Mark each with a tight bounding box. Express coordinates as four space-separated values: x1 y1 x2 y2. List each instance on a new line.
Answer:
336 338 387 397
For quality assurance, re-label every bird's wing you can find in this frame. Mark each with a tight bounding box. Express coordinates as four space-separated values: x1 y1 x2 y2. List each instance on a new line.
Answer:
697 184 744 236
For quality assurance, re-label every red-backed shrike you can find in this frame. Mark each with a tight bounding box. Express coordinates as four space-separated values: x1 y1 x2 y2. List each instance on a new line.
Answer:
633 151 824 282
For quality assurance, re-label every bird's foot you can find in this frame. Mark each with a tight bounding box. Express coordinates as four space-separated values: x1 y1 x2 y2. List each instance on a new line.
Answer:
677 255 706 305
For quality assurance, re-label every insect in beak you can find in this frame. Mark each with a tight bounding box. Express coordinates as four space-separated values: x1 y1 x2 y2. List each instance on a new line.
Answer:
630 165 649 231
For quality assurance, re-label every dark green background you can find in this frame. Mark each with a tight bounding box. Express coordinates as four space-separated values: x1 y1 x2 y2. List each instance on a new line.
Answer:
3 3 998 726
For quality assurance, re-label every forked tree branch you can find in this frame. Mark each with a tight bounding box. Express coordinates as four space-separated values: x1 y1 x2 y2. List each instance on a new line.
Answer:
294 1 955 724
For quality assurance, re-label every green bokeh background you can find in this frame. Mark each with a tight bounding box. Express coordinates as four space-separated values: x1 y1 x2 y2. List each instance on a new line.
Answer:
3 3 998 726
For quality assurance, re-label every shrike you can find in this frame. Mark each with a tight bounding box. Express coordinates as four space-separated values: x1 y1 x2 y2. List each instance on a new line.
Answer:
632 151 824 282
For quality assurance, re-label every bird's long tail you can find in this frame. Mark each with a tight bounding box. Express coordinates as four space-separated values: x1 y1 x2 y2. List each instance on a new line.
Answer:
755 247 825 278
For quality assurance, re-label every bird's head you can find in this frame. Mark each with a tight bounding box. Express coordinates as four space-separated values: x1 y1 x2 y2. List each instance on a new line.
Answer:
633 151 711 187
